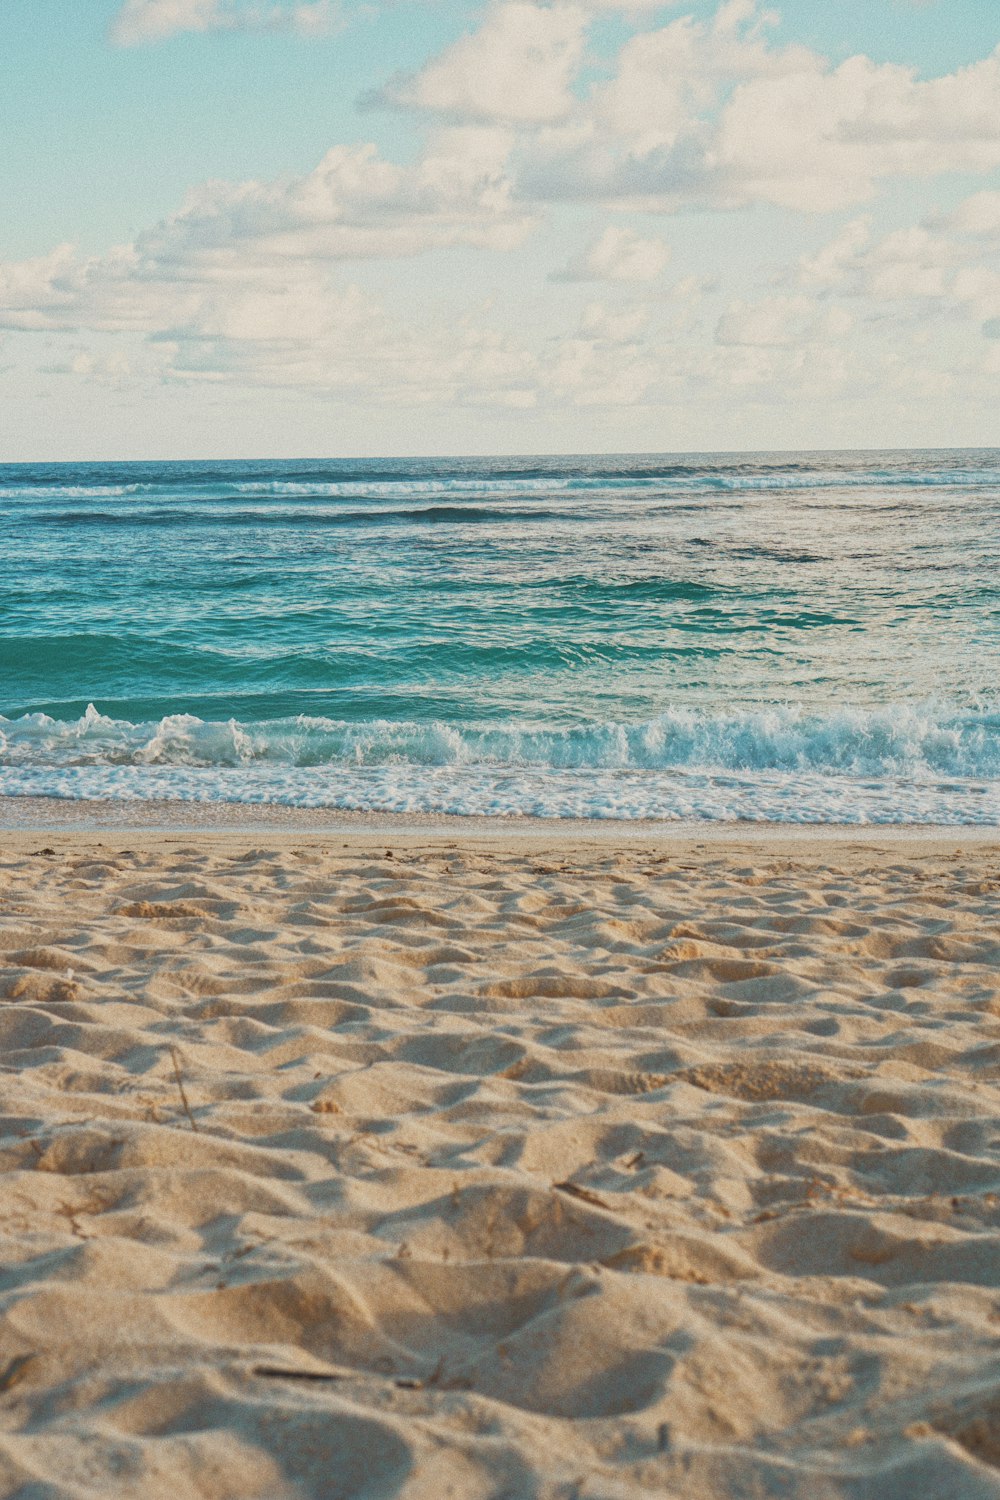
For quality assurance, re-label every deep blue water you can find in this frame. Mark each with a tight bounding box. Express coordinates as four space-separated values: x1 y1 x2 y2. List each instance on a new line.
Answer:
2 450 998 822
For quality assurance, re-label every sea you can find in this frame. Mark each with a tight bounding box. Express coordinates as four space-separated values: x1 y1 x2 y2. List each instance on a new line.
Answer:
2 449 998 824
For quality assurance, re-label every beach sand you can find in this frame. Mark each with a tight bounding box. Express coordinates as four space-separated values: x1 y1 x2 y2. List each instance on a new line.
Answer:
2 813 1000 1498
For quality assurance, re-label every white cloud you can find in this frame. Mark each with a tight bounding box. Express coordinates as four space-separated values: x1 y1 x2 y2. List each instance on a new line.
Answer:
157 281 543 408
0 130 533 339
667 272 716 300
938 189 1000 239
578 299 650 340
112 0 669 49
110 0 338 46
7 0 1000 438
595 0 815 155
41 349 136 386
712 45 1000 211
714 294 813 347
377 3 588 124
0 130 543 411
113 0 1000 214
546 335 657 404
515 0 1000 213
796 217 872 289
163 128 531 262
792 192 1000 325
554 223 671 280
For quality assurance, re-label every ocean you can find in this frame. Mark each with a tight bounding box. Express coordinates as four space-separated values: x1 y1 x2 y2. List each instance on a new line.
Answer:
2 449 998 824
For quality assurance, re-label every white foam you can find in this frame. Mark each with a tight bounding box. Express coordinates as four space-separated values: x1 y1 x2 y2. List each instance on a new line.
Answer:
2 702 999 775
0 762 996 823
2 703 999 823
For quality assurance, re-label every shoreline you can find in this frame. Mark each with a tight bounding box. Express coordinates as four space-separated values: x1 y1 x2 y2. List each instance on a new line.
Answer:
1 792 998 853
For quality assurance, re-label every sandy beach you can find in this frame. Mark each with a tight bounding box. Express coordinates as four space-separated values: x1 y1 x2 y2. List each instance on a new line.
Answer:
0 813 998 1498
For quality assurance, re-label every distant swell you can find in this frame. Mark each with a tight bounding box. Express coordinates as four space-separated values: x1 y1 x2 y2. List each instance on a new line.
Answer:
6 463 1000 505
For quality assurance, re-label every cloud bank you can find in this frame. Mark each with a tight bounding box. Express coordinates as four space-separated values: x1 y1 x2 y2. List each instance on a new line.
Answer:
5 0 1000 439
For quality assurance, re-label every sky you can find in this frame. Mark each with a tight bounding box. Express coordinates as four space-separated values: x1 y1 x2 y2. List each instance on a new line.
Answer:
1 0 999 459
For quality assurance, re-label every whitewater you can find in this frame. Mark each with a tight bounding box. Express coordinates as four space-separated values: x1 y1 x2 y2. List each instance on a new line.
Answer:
3 450 998 823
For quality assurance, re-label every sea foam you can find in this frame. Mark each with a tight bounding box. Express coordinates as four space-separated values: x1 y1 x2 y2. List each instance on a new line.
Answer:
1 703 998 823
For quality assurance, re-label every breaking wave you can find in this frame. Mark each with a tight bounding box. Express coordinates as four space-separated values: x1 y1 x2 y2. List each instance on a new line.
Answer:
2 703 998 823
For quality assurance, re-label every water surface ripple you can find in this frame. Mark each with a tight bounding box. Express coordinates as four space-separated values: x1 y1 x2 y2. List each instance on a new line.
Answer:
2 450 997 822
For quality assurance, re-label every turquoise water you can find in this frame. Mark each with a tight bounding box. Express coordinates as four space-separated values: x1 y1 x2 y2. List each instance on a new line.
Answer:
2 450 999 822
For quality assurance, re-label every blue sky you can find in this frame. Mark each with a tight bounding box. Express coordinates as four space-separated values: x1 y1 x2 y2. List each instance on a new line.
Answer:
2 0 999 457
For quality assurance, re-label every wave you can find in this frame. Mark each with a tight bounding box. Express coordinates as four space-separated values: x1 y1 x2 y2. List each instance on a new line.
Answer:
3 703 999 778
5 461 1000 507
30 503 573 529
0 483 144 501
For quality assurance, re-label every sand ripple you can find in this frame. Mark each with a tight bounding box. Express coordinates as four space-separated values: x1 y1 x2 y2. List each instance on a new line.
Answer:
2 835 1000 1497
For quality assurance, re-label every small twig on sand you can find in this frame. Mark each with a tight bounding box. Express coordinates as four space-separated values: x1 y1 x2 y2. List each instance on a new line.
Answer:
253 1365 345 1383
169 1045 199 1132
553 1179 609 1209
